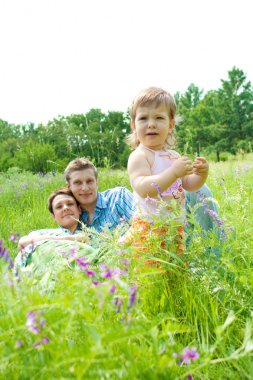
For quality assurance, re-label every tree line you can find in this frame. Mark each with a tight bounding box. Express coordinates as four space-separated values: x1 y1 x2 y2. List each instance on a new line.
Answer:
0 67 252 173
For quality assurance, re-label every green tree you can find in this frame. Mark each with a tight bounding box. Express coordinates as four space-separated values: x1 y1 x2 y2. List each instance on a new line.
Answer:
0 138 20 171
65 114 88 156
187 90 226 160
102 111 131 167
12 141 57 173
82 109 106 164
41 118 71 159
175 69 253 160
217 67 253 154
175 84 204 154
0 119 21 140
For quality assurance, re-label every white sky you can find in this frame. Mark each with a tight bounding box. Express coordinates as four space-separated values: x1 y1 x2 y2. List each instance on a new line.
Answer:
0 0 252 125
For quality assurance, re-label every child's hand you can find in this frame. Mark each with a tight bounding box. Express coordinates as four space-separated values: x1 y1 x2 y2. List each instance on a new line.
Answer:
193 157 209 176
171 156 193 178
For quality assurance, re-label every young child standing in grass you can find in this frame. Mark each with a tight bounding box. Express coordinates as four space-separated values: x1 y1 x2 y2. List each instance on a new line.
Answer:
124 86 209 255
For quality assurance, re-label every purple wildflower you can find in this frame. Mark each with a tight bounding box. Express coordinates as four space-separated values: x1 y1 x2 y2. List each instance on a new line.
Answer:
128 285 137 308
14 340 23 349
121 258 130 266
113 296 123 313
145 196 157 206
219 177 225 186
100 267 113 279
9 232 21 243
174 346 200 367
25 309 50 348
182 347 199 364
39 318 46 328
42 337 50 344
100 264 121 280
109 283 117 294
0 240 9 259
196 191 228 239
33 337 50 348
120 259 129 277
71 255 97 277
0 240 14 269
26 311 41 335
206 209 227 238
71 245 79 253
85 269 96 277
112 267 121 279
76 256 90 269
25 310 49 343
29 325 41 335
151 182 163 198
121 268 129 277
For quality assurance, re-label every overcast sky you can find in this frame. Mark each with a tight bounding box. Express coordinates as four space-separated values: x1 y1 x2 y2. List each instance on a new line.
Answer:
0 0 252 125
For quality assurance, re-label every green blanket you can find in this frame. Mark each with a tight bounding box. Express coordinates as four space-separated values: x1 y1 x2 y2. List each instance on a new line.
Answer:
15 240 101 291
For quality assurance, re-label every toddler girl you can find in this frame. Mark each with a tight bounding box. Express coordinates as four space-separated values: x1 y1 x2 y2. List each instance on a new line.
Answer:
124 87 209 257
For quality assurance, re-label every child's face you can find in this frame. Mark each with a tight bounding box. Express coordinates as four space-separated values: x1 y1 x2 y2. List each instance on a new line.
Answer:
133 102 173 150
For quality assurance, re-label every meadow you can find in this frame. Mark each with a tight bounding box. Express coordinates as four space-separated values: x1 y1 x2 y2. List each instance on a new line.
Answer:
0 157 253 379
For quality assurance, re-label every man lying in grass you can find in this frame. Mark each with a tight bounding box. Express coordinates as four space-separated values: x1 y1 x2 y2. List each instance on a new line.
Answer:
15 187 96 267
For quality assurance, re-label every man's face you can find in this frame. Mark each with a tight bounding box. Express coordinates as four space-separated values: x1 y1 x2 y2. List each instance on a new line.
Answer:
68 169 98 209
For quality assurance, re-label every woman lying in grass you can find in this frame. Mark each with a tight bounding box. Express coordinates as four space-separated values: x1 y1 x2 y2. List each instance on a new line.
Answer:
15 188 92 267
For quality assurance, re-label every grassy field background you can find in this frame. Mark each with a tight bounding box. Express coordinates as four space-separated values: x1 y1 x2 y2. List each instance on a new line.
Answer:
0 156 253 379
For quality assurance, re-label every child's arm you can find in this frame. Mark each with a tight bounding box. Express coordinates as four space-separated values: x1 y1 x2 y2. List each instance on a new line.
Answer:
182 157 209 191
128 150 193 198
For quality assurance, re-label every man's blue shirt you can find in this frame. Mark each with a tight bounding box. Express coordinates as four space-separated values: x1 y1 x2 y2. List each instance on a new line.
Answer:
80 187 135 232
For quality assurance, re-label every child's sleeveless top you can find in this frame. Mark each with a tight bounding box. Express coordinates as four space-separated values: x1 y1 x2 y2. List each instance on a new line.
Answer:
132 145 185 222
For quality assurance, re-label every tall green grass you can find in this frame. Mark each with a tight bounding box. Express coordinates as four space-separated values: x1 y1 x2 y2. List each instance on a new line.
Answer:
1 158 253 379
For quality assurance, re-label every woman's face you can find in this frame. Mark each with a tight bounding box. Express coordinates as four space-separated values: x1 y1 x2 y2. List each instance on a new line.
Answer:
52 194 81 232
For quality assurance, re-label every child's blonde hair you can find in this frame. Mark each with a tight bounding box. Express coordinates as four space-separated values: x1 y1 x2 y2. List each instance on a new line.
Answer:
126 86 179 149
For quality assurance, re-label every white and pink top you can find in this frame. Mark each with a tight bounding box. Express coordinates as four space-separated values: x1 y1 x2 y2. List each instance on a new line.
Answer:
132 145 185 222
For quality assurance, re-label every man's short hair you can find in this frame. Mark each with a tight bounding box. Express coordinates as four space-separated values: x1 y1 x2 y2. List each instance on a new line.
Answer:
64 157 98 183
48 187 79 215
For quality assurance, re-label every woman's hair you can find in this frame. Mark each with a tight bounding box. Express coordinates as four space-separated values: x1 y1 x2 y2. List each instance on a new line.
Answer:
126 86 179 149
48 187 79 215
64 157 98 183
